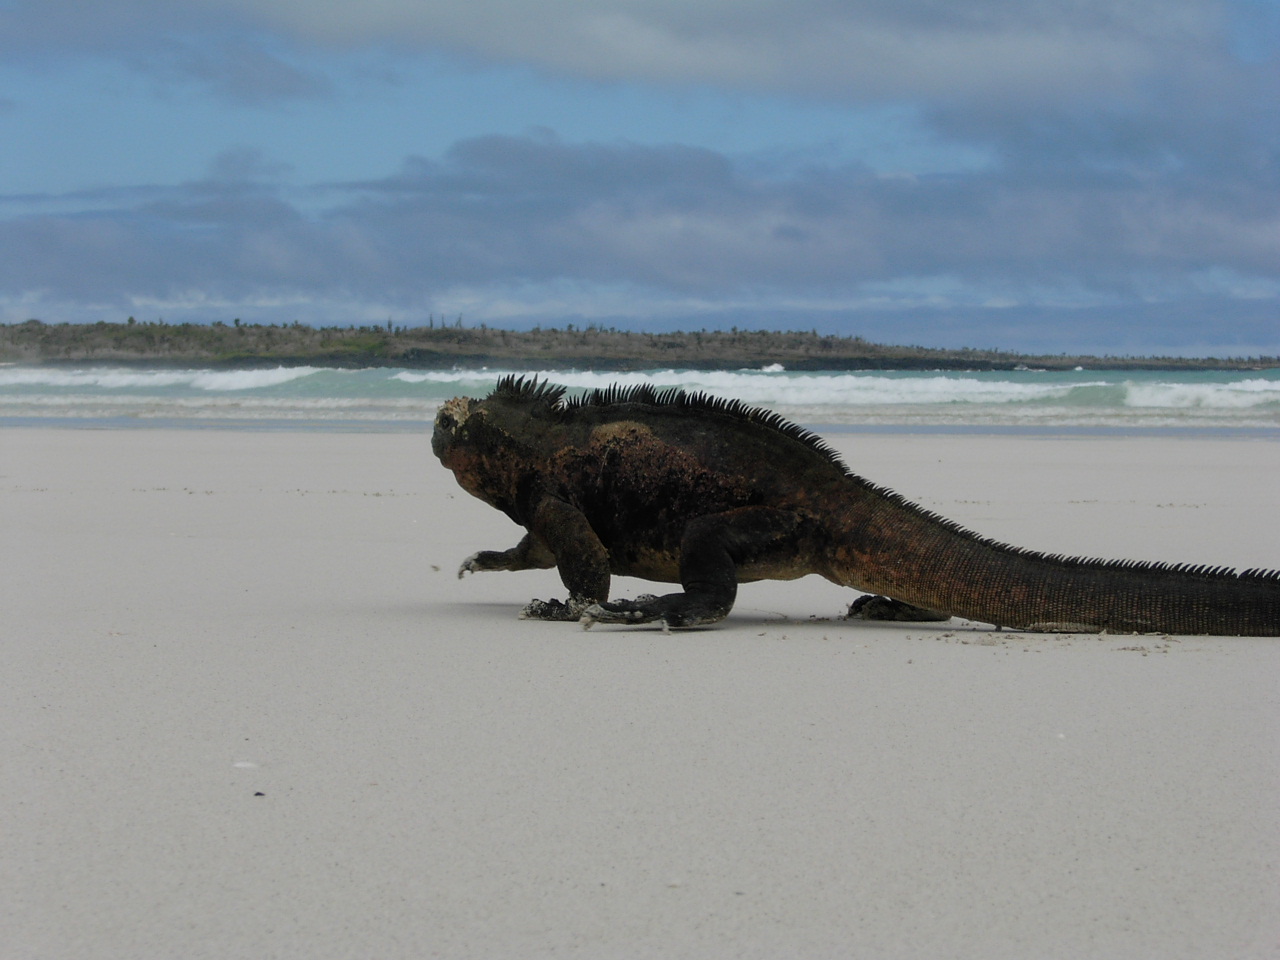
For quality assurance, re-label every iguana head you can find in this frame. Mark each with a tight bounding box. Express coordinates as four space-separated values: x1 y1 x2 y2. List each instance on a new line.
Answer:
431 394 483 482
431 395 474 459
432 376 567 510
433 376 567 459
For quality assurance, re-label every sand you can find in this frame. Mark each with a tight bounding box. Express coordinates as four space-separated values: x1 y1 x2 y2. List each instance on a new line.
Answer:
2 426 1278 959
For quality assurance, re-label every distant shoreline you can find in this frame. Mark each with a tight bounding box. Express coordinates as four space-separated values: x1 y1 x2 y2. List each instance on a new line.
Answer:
2 319 1276 372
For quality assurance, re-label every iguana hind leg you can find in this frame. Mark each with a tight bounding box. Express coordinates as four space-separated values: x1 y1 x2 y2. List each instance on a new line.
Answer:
584 591 726 629
846 595 949 622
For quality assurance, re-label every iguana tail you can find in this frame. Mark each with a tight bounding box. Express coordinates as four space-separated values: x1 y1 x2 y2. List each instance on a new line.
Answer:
837 489 1280 636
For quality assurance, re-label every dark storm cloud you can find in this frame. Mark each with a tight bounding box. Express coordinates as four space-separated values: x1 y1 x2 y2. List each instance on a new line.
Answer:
2 133 1275 317
328 133 1278 301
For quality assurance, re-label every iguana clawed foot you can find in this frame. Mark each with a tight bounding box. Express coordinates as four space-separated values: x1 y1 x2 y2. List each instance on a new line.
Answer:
580 594 728 630
846 594 950 622
457 551 504 578
578 595 662 629
521 594 679 627
519 596 596 621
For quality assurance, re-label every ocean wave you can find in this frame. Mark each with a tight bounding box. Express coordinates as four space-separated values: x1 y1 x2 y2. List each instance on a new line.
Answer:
394 367 1101 406
1123 378 1280 409
2 364 1277 428
416 368 1278 411
0 365 322 391
1 392 434 421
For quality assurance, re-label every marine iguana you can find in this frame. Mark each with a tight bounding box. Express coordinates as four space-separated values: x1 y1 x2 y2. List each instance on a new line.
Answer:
432 375 1280 636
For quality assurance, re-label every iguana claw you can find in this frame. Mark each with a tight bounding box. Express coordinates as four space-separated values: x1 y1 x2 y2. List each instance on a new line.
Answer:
580 596 692 630
520 596 594 621
580 602 653 629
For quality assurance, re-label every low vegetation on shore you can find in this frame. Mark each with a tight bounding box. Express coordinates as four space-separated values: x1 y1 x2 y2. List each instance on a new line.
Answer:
1 318 1275 371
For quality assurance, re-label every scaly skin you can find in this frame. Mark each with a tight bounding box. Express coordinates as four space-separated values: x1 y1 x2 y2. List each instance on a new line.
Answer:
432 376 1280 636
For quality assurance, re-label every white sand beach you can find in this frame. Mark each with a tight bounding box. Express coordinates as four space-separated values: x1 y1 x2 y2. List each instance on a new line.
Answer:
3 426 1278 959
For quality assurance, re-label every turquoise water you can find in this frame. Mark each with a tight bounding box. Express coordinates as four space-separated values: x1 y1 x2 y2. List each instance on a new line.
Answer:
2 364 1278 433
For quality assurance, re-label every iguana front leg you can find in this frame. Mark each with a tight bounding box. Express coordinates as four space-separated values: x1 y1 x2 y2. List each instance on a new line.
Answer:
500 497 612 621
458 532 556 577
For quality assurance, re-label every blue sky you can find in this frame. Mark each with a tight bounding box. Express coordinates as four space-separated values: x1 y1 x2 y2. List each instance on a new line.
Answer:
1 0 1277 354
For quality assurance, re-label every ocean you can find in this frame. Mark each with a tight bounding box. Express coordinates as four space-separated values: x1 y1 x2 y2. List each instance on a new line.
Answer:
2 364 1278 435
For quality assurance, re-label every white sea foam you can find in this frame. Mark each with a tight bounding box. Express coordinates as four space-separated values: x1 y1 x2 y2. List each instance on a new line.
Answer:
2 364 1277 430
1123 378 1280 409
468 368 1112 408
0 365 321 391
186 367 323 391
391 370 498 385
0 367 188 389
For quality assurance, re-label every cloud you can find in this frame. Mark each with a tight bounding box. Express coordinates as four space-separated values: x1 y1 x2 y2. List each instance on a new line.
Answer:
0 4 330 104
2 1 1271 191
146 38 334 105
1 0 1260 107
206 147 296 183
2 132 1276 352
1 1 1271 353
226 0 1223 104
334 133 1280 297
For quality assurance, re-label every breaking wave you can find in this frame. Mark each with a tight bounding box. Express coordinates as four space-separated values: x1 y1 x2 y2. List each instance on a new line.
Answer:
2 364 1277 430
